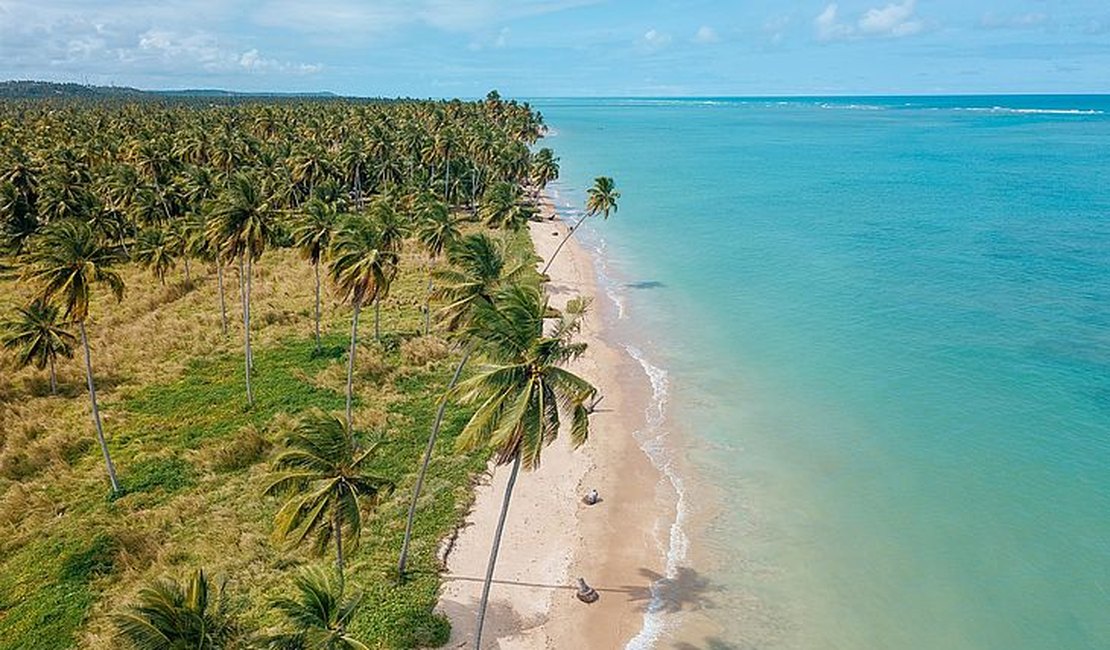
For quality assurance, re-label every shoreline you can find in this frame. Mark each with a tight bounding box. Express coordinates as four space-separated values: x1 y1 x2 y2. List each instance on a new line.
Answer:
437 196 674 648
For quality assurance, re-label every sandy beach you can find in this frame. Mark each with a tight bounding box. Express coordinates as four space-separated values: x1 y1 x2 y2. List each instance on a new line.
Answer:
437 198 672 648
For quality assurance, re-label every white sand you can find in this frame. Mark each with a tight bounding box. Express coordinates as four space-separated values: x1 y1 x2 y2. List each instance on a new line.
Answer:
437 199 671 649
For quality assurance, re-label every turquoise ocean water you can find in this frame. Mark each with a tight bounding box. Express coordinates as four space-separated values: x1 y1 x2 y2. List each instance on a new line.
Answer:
533 97 1110 649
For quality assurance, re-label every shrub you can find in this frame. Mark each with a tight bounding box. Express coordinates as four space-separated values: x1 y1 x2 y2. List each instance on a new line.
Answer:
59 534 118 583
123 456 196 496
207 426 271 473
400 335 450 367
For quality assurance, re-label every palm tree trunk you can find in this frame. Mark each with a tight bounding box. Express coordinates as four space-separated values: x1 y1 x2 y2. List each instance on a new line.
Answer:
246 255 254 374
48 356 57 395
541 213 589 276
345 299 362 432
373 299 381 341
314 260 322 353
471 167 478 210
474 454 521 649
334 509 345 593
217 264 228 335
239 255 253 406
423 275 433 336
80 320 120 494
397 345 473 582
444 153 450 203
354 163 363 211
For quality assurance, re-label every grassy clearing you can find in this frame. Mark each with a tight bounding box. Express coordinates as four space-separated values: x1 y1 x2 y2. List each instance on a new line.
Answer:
0 241 504 648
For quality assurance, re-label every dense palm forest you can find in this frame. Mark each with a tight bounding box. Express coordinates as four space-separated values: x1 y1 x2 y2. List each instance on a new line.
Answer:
0 92 617 649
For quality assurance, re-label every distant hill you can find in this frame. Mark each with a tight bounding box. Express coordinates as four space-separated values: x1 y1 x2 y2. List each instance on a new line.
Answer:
0 80 148 99
0 80 340 100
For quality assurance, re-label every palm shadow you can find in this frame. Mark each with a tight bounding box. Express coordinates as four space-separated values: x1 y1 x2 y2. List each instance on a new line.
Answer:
437 593 540 649
446 565 721 615
623 566 722 614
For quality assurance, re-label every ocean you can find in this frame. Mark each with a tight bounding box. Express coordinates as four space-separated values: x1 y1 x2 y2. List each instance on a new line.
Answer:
533 96 1110 649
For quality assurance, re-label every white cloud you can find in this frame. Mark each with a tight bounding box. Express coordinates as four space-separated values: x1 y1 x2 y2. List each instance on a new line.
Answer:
859 0 921 36
694 25 719 44
763 14 793 45
643 28 672 48
816 0 924 42
252 0 603 36
816 4 847 41
0 2 321 80
978 12 1049 30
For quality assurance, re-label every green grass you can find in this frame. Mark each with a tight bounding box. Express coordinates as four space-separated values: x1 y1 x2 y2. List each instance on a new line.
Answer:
0 243 501 649
0 329 486 648
0 227 544 648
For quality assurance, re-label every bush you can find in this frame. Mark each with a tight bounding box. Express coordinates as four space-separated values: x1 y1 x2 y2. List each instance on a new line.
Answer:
207 426 271 473
59 534 118 583
0 449 47 481
400 336 450 367
122 456 196 496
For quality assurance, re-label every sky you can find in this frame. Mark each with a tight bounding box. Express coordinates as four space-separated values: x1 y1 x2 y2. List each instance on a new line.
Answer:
2 0 1108 97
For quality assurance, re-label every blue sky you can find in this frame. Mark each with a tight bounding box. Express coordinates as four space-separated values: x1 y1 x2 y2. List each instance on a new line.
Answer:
2 0 1108 96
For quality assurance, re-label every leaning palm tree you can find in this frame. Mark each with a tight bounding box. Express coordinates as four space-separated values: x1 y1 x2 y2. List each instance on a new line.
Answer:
26 219 125 493
451 284 596 647
291 198 340 354
329 214 399 431
396 233 528 581
1 298 76 395
207 173 277 407
113 569 249 650
265 411 393 589
264 568 369 650
541 176 619 275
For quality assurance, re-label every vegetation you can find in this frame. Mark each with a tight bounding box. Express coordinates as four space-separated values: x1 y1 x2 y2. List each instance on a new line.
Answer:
452 284 596 647
0 91 612 649
1 298 76 395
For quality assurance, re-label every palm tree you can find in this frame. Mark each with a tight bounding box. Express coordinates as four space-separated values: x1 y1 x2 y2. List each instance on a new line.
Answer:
529 148 559 195
265 412 393 588
26 219 125 493
264 568 368 650
113 569 249 649
480 181 533 231
431 233 529 332
396 233 526 582
414 195 459 335
368 197 408 341
134 227 177 286
451 285 596 646
291 198 340 354
208 173 277 407
541 176 619 275
1 298 76 395
328 215 399 431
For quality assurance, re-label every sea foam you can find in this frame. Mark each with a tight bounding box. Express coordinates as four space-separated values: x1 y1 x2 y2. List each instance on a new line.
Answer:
622 344 690 650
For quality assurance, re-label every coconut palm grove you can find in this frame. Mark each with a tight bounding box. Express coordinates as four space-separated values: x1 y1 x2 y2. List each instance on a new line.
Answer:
0 90 618 649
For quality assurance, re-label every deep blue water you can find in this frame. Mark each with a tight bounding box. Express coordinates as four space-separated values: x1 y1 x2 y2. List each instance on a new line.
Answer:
534 96 1110 649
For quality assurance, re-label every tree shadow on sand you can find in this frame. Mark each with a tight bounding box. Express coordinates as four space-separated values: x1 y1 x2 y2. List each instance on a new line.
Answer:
437 595 538 649
622 566 722 614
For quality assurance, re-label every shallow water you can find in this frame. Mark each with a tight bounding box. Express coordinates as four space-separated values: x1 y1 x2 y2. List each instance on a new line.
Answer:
535 96 1110 650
